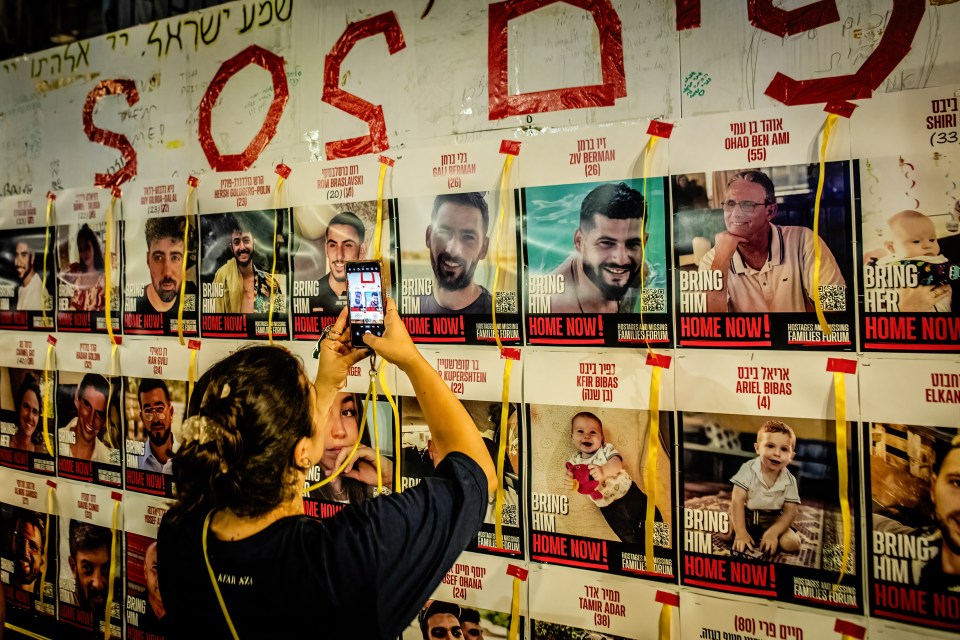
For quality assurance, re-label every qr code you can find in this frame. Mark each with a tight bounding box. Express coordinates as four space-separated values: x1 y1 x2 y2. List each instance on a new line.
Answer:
818 285 846 311
500 504 519 527
641 287 666 313
495 291 517 314
653 522 670 547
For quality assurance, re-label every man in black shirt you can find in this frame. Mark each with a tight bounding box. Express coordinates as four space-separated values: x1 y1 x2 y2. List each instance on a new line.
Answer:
311 211 367 314
920 437 960 591
134 216 197 330
418 193 492 315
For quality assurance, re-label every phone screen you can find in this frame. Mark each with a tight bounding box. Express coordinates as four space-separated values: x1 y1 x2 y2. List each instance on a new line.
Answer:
346 261 385 345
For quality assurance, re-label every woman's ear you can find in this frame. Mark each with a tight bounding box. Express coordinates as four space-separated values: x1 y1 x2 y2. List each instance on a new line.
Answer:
294 437 312 469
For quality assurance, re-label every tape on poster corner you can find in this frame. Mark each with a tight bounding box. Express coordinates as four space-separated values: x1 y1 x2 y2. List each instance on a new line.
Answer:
826 358 857 374
275 163 292 180
647 120 674 138
825 101 857 118
654 590 679 606
500 140 521 156
833 620 865 640
646 352 671 369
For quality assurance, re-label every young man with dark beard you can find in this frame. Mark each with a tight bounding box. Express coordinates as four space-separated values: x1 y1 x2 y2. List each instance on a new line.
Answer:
549 182 648 314
136 379 178 474
417 193 492 315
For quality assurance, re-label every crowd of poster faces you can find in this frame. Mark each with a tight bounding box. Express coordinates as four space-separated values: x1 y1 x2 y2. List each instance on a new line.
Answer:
0 153 956 352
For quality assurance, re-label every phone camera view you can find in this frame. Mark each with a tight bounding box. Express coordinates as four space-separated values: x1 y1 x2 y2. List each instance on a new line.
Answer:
346 261 385 344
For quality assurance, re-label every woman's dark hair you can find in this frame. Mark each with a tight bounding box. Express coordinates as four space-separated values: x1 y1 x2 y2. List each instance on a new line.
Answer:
76 224 105 272
14 376 43 445
169 346 314 520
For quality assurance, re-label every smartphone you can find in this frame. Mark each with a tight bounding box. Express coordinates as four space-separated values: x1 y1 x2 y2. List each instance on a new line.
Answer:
345 260 386 346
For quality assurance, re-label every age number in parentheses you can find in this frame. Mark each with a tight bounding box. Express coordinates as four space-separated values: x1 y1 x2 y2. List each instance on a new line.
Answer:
930 131 959 146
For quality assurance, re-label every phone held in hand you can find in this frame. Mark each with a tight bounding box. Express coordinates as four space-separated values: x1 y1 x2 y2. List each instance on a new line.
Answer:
345 260 386 347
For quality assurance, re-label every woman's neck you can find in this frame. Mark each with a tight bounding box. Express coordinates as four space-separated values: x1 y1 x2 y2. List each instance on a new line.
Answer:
210 496 304 541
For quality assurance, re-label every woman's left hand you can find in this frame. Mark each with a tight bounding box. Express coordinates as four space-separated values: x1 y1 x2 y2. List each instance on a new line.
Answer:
329 444 394 489
315 308 370 392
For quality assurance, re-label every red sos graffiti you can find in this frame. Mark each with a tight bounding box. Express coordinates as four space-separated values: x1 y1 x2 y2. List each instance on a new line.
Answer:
83 1 926 177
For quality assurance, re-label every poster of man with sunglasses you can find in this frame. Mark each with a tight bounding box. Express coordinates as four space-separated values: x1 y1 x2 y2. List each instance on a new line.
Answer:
672 164 855 350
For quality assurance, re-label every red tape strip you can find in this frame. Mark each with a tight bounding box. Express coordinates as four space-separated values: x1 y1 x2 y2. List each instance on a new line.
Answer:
46 479 57 488
500 347 521 361
275 163 292 179
500 140 521 155
187 175 199 188
646 352 672 369
655 590 679 606
506 564 528 580
647 120 674 138
488 0 625 119
833 620 865 639
46 335 57 346
199 45 290 171
675 0 701 30
825 101 857 118
45 192 56 201
323 13 406 159
111 491 123 501
83 79 140 189
748 0 839 38
188 339 201 351
763 0 923 106
111 186 122 198
826 358 857 374
378 155 396 167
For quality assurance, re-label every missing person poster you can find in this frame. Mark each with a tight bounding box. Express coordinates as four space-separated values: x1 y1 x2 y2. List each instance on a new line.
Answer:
676 351 861 612
401 395 522 556
861 356 960 632
56 354 122 487
400 552 521 639
0 469 57 637
679 590 865 640
528 564 678 639
57 479 122 638
302 392 395 521
125 492 171 640
286 156 395 341
123 179 198 337
852 87 960 352
0 366 55 476
55 188 121 334
671 106 855 350
525 349 674 579
0 194 54 331
198 209 289 339
394 141 521 345
520 124 672 348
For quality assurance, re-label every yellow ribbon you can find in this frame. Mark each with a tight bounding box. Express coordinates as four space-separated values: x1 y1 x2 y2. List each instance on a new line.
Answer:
644 365 662 573
41 342 55 457
202 511 240 640
103 343 120 449
38 484 55 607
658 602 673 640
103 496 121 640
493 358 513 550
374 161 388 260
812 114 838 335
491 150 518 549
266 202 281 346
508 574 521 640
177 182 197 345
834 370 851 583
379 359 402 493
639 133 664 572
104 194 119 344
42 196 53 328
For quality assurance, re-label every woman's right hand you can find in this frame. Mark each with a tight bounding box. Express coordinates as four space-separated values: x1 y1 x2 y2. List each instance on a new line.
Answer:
362 298 423 370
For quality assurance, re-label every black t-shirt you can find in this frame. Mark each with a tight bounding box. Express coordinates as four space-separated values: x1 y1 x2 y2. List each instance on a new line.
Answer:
417 286 492 315
309 276 346 314
157 452 487 639
132 282 198 325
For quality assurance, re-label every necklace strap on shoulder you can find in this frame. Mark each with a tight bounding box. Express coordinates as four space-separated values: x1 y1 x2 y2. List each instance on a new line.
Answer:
203 511 241 640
